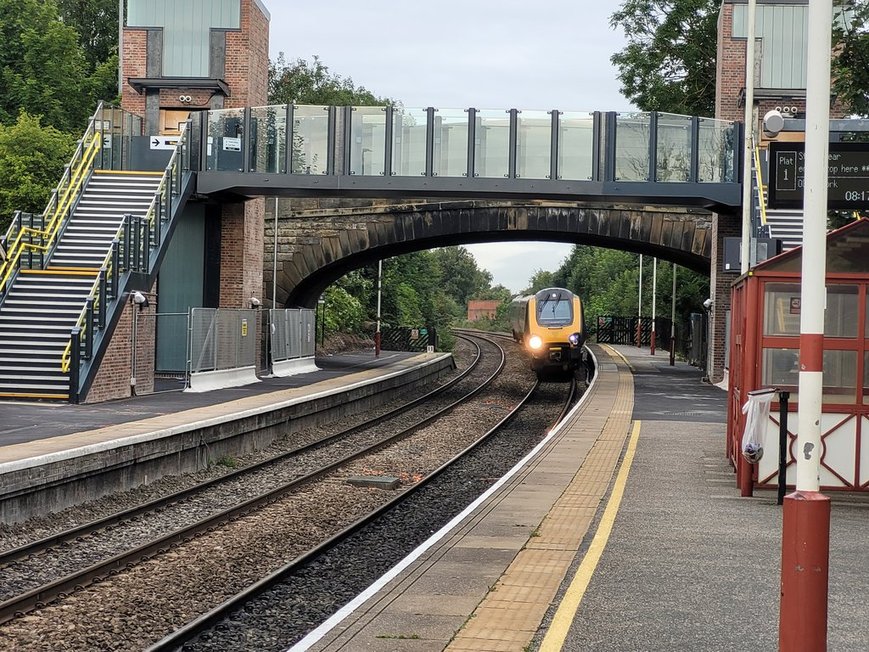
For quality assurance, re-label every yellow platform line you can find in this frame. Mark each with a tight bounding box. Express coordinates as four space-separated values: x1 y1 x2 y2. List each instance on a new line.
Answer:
538 419 643 651
0 392 68 400
93 169 162 176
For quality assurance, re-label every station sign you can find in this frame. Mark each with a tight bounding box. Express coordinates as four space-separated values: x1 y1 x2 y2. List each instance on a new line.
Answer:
768 142 869 209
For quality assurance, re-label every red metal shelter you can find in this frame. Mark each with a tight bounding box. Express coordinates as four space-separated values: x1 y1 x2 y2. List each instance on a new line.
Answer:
728 219 869 493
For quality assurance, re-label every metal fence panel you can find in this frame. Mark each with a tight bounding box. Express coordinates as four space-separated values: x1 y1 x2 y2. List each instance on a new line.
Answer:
190 308 256 374
300 309 316 357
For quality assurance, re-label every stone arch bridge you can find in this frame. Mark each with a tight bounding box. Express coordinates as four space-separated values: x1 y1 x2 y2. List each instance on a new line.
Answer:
267 200 714 309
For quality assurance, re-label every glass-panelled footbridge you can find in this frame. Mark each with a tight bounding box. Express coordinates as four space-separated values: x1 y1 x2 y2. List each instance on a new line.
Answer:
191 106 742 211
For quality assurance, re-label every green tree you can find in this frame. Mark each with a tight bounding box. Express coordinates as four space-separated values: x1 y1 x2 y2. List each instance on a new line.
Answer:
0 0 94 131
269 54 392 106
0 112 76 231
432 247 493 307
609 0 719 115
833 2 869 116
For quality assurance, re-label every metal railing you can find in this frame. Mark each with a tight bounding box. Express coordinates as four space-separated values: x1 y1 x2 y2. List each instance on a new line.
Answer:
270 309 316 363
189 308 257 375
62 121 193 397
0 104 105 296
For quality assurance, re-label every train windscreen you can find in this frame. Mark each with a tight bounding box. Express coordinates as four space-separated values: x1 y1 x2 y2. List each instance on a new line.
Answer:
535 289 573 326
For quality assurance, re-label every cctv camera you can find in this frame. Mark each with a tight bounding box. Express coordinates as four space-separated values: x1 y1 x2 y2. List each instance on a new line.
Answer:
763 109 785 137
131 291 149 310
703 298 713 311
249 297 261 308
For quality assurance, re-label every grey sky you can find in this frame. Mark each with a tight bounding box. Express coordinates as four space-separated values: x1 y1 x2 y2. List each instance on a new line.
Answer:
266 1 635 293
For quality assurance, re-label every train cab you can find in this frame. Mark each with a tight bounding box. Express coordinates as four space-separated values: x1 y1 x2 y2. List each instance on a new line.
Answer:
508 287 586 375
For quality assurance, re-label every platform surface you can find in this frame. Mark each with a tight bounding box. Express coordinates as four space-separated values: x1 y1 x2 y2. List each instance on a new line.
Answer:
301 344 869 652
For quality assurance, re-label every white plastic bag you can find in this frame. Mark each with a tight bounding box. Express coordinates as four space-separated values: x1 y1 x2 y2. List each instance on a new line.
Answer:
741 390 774 463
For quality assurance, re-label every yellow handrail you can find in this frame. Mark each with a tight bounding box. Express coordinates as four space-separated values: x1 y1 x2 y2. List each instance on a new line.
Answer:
0 118 102 294
753 145 768 226
43 132 102 248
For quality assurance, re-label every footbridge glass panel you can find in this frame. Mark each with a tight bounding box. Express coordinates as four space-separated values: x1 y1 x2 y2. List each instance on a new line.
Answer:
348 107 387 176
192 104 742 210
656 113 692 182
433 109 468 177
250 105 288 174
698 118 737 183
517 110 552 179
557 112 594 180
392 108 428 177
474 110 510 178
615 112 651 181
291 105 330 175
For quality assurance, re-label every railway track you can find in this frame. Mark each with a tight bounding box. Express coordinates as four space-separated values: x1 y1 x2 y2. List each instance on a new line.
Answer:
147 367 578 651
0 333 534 650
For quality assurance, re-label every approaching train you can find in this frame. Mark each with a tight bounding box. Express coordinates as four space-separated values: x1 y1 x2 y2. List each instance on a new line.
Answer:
508 287 587 375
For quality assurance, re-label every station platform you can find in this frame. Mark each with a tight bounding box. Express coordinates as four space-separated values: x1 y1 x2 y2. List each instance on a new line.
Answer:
0 350 455 522
300 344 869 652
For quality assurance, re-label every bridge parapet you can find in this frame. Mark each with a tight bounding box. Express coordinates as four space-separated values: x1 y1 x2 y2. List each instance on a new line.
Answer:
190 106 742 211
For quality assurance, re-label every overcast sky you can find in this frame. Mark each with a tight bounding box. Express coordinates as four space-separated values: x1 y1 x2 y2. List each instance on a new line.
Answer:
266 1 635 293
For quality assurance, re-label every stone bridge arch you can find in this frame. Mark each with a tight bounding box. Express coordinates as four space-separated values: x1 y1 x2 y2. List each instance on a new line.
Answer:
266 200 714 308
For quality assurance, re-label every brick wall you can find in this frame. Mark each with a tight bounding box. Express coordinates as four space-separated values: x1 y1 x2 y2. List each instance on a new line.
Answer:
85 292 156 404
90 1 270 402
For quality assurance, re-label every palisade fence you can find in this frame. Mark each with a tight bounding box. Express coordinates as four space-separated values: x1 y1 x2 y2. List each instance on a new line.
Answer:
270 308 316 363
189 308 257 376
594 314 707 369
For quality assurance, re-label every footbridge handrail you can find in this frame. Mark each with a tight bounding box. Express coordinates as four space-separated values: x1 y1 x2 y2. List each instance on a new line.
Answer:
61 122 193 400
0 102 105 296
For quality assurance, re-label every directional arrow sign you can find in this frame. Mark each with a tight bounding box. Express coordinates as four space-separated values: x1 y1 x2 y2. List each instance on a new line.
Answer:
150 136 179 150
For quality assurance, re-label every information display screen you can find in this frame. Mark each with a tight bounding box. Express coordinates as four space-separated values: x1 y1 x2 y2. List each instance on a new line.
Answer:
767 142 869 209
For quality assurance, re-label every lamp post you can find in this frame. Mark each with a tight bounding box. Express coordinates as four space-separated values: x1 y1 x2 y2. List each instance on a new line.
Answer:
636 254 643 347
741 0 757 274
374 259 382 357
670 263 677 366
650 258 657 355
779 1 832 649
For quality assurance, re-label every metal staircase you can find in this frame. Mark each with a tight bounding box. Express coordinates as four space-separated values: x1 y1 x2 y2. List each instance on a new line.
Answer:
0 172 162 399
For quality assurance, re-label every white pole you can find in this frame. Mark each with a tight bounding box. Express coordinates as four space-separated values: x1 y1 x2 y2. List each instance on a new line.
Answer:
651 258 657 354
118 0 124 98
272 198 279 310
375 259 383 357
779 5 832 647
670 263 677 365
741 0 757 274
796 0 832 494
637 254 643 347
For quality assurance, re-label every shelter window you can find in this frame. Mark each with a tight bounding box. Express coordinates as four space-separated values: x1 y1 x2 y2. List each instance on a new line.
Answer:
763 283 801 336
822 350 857 404
824 285 858 338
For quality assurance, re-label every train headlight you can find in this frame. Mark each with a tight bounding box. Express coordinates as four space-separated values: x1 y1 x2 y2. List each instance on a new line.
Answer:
528 335 543 350
568 332 581 347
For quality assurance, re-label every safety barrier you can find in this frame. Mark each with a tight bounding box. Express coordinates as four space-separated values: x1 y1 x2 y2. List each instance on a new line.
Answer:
269 308 317 377
187 308 259 392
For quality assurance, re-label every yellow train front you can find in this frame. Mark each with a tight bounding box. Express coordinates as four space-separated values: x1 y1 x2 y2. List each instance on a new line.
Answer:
508 288 586 376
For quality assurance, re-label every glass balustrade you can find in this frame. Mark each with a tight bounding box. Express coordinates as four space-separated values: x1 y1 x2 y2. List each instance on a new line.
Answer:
614 112 651 181
558 112 595 181
206 108 245 172
349 107 387 176
698 118 737 183
249 105 288 174
434 109 469 177
656 113 692 182
474 110 510 178
195 104 738 191
292 105 330 174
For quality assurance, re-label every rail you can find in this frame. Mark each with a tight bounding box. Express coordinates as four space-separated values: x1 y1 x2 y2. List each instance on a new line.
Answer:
61 122 192 399
753 144 768 227
0 104 104 296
